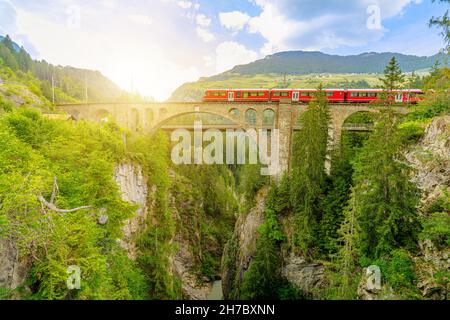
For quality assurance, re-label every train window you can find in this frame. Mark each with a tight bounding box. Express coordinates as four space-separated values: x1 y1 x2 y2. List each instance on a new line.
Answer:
281 92 289 97
258 92 266 97
273 92 280 96
350 92 358 97
368 93 377 97
250 92 258 97
359 93 367 97
213 92 219 97
236 92 241 98
301 92 311 97
243 92 249 98
220 92 227 97
326 92 333 97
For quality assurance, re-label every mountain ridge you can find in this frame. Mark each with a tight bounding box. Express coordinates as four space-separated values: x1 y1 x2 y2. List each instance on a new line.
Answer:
226 50 442 75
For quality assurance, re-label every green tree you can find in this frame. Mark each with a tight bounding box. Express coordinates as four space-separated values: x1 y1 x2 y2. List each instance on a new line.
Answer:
351 110 421 260
290 84 330 256
240 184 285 300
379 57 405 104
429 0 450 52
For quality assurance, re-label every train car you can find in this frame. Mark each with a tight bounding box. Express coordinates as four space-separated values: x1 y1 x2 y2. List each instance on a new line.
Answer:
203 89 229 102
297 89 345 103
346 89 424 103
232 89 270 102
325 89 346 103
203 89 270 102
346 89 383 103
402 89 424 103
271 89 293 101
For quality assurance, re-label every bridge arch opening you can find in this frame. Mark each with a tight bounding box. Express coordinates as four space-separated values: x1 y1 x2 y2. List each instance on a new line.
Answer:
145 109 154 130
229 108 240 117
342 111 376 130
130 108 140 131
245 108 257 125
153 111 238 131
95 109 112 123
146 109 154 122
263 108 275 126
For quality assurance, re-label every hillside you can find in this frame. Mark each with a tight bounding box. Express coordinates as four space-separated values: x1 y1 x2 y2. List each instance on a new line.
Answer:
0 35 140 104
169 51 442 102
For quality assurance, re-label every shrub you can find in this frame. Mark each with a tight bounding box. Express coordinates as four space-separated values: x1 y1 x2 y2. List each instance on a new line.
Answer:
420 212 450 249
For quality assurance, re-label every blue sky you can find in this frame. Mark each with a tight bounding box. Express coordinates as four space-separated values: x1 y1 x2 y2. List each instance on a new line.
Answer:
0 0 447 100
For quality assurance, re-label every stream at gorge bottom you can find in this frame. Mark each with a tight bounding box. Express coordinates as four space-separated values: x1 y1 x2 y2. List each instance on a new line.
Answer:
207 281 223 300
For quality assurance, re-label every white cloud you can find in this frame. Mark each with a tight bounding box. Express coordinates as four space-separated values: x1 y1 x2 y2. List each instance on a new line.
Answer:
101 0 116 9
215 41 258 73
196 27 215 42
177 1 192 9
248 0 423 55
196 14 211 27
128 14 152 25
219 11 250 31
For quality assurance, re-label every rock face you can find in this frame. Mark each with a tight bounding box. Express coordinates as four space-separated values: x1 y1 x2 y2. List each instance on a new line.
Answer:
114 163 152 259
222 187 267 299
172 236 211 300
0 238 29 292
282 255 326 298
415 239 450 300
405 116 450 300
405 116 450 207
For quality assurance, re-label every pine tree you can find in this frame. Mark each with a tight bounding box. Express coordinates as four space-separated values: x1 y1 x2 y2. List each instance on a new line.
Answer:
379 57 405 104
290 84 331 256
336 187 359 297
350 110 421 260
319 149 353 254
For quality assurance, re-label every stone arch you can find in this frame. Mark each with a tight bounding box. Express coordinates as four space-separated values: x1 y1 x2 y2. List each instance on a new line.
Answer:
330 107 380 149
130 108 140 131
94 109 112 123
145 108 154 130
69 109 81 120
263 108 276 126
159 108 168 118
245 108 257 125
150 111 239 132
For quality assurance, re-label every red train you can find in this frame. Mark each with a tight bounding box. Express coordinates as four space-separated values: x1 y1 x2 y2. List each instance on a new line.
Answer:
203 88 424 103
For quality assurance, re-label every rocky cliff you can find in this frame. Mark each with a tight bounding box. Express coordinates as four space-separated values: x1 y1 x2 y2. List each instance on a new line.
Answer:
406 116 450 300
406 116 450 208
114 164 216 299
221 187 267 299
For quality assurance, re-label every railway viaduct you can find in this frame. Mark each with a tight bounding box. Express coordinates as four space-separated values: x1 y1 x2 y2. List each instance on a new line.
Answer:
55 101 409 177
